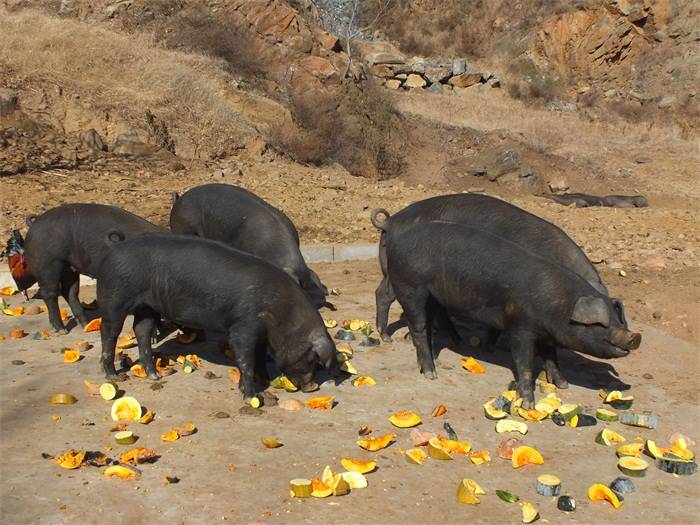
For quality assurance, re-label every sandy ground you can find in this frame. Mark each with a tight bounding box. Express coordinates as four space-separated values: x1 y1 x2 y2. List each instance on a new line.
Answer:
1 260 698 525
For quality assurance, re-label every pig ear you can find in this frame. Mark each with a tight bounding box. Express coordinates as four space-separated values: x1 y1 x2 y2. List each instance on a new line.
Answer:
571 296 610 327
312 336 336 369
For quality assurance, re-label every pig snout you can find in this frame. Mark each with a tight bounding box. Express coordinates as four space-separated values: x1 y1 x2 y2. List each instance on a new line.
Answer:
610 328 642 350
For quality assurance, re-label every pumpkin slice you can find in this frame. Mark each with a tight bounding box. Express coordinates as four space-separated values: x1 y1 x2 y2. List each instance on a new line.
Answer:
100 383 117 400
341 471 368 489
111 396 142 421
84 380 101 396
405 448 428 464
616 443 644 458
535 474 561 496
0 286 18 296
104 464 141 479
668 439 695 461
139 410 155 424
557 404 581 421
340 458 377 474
619 412 657 429
117 334 137 349
352 376 376 387
534 399 559 415
461 356 486 374
389 411 422 428
456 479 482 504
323 319 337 328
261 437 283 448
306 396 334 410
290 479 313 498
468 450 491 464
161 430 180 442
596 408 619 422
588 483 623 508
3 306 24 316
330 473 350 496
538 381 557 394
617 456 648 477
114 431 136 445
570 414 597 428
24 305 40 315
655 457 697 476
496 419 528 435
518 408 548 421
228 367 241 384
521 502 540 524
120 447 157 464
311 478 333 498
511 446 544 468
340 360 358 375
609 476 636 494
432 404 447 417
595 428 626 446
55 449 85 469
357 433 395 451
270 375 298 392
604 390 634 410
63 349 80 364
438 436 471 455
9 327 27 339
176 422 197 436
644 439 666 459
83 318 102 332
427 436 453 460
50 393 77 405
484 401 508 420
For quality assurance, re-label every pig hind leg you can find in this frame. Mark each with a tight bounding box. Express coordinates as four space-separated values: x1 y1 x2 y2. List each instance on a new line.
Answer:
60 269 88 327
395 285 437 379
133 306 160 380
100 311 128 380
541 344 569 389
375 276 395 342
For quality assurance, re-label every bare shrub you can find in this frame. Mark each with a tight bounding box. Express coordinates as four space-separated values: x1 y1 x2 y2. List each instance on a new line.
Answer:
268 81 406 178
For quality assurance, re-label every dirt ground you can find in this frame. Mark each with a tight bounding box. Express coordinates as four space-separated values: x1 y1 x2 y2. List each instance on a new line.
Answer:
1 260 698 525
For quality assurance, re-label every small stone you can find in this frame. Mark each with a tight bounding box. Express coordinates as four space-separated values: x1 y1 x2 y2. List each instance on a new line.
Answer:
657 95 676 109
642 373 654 380
404 74 427 89
212 411 230 419
11 360 25 365
452 58 466 76
652 311 662 320
385 79 402 90
548 178 569 193
262 390 279 407
204 371 219 380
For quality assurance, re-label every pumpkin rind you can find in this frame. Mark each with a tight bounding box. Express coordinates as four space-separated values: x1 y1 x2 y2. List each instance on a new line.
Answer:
110 396 142 421
83 318 102 332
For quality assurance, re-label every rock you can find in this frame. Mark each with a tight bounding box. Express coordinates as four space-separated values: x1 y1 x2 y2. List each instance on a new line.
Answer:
427 83 444 94
425 65 452 84
548 178 569 193
79 129 107 152
404 74 427 89
385 79 402 90
487 77 501 88
657 95 676 109
299 56 338 81
112 132 158 156
395 74 408 80
370 64 395 78
652 311 662 320
0 89 19 117
365 52 406 66
448 70 482 88
653 30 667 42
452 58 466 76
546 100 577 112
318 32 340 52
104 0 132 19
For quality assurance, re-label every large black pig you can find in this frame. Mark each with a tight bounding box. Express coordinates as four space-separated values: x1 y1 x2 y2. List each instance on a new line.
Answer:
96 233 337 402
8 204 164 333
387 221 641 407
372 193 627 388
170 184 328 308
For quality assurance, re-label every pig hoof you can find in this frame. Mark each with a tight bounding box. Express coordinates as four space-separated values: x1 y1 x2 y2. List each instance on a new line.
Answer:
300 382 319 393
554 378 569 389
148 372 161 381
106 372 128 382
422 369 438 380
380 333 392 343
521 399 535 410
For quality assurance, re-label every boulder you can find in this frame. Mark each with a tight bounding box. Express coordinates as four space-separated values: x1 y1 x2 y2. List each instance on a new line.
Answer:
299 56 338 81
370 64 395 78
452 58 466 76
404 74 427 89
385 79 402 90
79 129 107 152
425 65 452 84
427 83 444 94
365 52 406 66
448 70 483 88
657 95 676 108
548 178 569 193
318 32 341 52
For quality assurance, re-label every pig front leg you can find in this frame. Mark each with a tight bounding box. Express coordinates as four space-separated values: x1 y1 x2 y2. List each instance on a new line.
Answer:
541 344 569 389
375 276 395 342
509 330 537 408
60 270 88 327
100 314 128 381
228 330 258 402
133 306 160 380
40 279 67 334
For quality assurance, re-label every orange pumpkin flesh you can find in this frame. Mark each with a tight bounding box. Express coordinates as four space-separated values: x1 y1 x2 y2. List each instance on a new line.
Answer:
306 396 334 410
357 433 395 451
9 327 27 339
63 349 80 363
588 483 623 508
512 446 544 468
461 356 486 374
341 458 377 474
83 318 102 332
55 449 85 469
388 411 422 428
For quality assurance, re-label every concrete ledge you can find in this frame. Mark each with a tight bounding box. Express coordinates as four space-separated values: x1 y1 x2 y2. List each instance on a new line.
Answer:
0 243 378 289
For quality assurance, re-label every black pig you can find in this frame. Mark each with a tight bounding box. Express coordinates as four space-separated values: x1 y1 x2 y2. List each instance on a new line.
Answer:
170 184 327 308
96 233 336 402
11 204 164 333
387 221 641 407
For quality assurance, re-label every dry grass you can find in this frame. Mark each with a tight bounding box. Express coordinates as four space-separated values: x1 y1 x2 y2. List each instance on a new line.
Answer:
0 7 268 158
